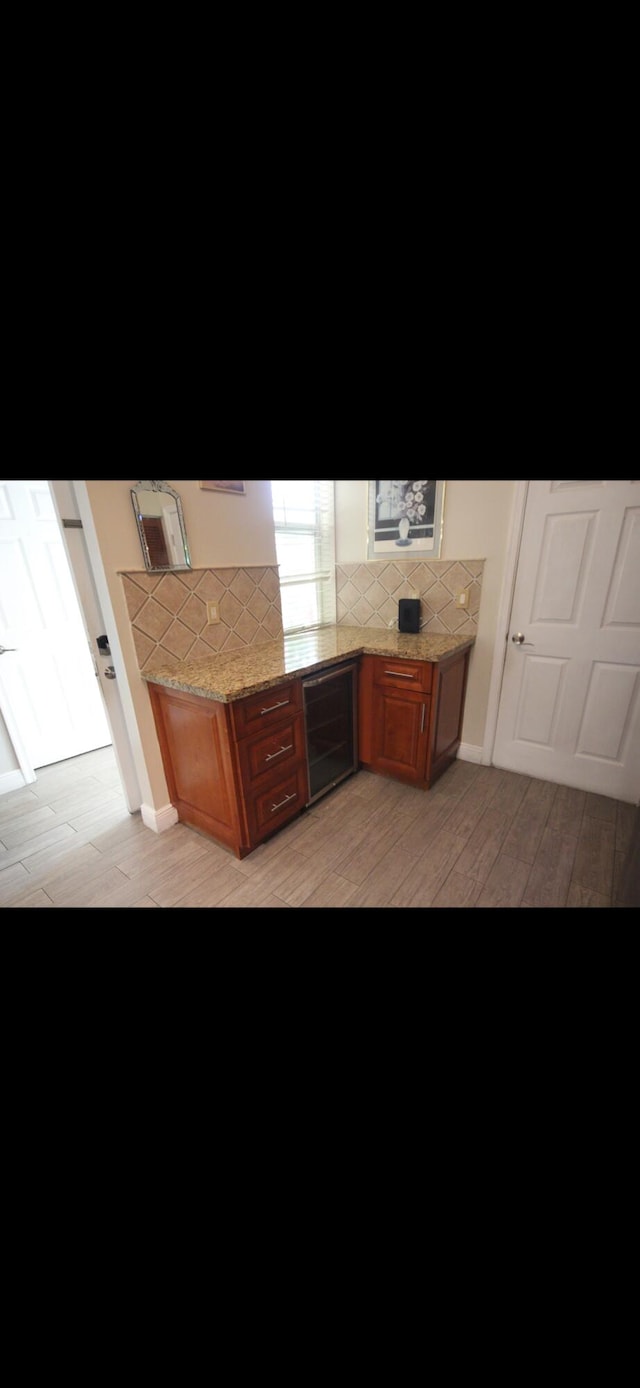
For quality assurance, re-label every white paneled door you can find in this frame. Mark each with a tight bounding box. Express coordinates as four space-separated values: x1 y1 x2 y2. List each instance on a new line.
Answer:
0 480 111 768
493 480 640 803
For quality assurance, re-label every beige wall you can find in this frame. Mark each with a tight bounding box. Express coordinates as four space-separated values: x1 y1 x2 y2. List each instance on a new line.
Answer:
84 480 277 574
335 480 516 748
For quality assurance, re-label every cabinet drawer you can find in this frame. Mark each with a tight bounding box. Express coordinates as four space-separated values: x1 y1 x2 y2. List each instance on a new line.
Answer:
231 680 302 739
372 656 432 693
246 764 309 844
237 713 306 789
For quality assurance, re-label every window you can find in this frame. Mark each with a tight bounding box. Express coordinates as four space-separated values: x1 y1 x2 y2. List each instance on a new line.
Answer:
271 480 336 633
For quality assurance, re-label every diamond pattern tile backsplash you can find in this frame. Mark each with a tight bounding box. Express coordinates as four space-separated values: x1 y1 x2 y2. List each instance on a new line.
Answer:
123 558 484 672
121 567 284 672
336 559 484 636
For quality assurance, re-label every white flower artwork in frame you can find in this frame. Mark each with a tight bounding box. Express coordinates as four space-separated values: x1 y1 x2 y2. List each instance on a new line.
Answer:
367 480 445 559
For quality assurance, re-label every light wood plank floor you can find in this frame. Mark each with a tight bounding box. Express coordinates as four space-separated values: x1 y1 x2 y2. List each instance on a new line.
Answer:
0 745 636 908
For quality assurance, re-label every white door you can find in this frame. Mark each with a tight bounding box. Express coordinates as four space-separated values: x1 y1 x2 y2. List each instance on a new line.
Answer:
0 479 111 768
493 480 640 803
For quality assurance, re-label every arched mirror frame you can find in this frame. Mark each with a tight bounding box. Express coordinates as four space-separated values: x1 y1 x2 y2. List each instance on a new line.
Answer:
131 480 192 572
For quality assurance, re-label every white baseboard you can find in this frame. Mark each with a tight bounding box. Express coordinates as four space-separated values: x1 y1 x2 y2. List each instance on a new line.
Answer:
457 742 483 764
0 768 27 797
141 801 179 834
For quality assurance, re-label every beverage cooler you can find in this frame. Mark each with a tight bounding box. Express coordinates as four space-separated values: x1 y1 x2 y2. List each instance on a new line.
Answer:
302 660 358 805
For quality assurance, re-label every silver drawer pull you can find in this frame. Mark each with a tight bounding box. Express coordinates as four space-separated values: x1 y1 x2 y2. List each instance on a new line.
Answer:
265 743 293 762
260 699 290 715
271 791 297 813
384 668 415 678
420 703 426 734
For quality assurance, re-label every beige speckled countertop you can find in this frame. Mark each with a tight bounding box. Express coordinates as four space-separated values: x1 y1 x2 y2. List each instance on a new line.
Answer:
141 625 476 703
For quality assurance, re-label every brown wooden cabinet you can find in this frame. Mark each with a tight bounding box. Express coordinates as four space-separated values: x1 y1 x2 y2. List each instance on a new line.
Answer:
358 646 470 790
147 640 472 858
148 677 308 859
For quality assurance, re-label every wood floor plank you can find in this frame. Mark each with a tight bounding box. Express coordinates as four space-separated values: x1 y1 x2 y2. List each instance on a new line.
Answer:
4 743 637 910
20 818 143 879
566 883 611 907
54 866 135 908
44 783 125 820
286 801 380 867
265 849 347 906
431 871 484 908
284 872 359 907
616 801 637 856
221 844 308 899
475 854 532 908
521 827 578 907
338 808 418 886
0 789 44 827
115 830 216 883
345 842 418 907
167 862 248 907
19 843 105 902
145 851 237 907
431 761 481 795
500 778 557 864
453 807 510 883
0 822 77 870
0 861 31 903
571 815 615 897
0 805 57 848
394 795 458 857
547 785 586 837
389 831 467 906
583 791 618 824
5 888 54 908
486 771 531 818
445 773 506 840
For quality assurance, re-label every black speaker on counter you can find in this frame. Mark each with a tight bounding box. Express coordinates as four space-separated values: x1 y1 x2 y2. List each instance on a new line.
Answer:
398 598 420 633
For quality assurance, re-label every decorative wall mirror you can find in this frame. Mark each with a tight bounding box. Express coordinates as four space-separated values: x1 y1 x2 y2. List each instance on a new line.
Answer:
131 481 192 571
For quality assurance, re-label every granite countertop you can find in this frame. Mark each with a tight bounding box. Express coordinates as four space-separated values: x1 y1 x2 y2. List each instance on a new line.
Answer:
141 625 476 704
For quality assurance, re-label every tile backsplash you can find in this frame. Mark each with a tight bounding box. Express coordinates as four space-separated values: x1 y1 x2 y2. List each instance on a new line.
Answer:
122 558 484 673
121 567 283 672
336 559 483 637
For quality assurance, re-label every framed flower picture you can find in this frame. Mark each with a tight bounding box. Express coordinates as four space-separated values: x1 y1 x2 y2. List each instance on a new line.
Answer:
199 481 246 494
367 480 445 559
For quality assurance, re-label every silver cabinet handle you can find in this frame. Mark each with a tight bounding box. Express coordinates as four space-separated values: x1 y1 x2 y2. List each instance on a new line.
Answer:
261 699 289 715
265 743 293 762
384 668 415 678
0 645 17 654
420 703 426 734
271 791 296 813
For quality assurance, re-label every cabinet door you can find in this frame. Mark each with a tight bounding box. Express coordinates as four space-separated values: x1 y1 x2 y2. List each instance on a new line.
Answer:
372 687 430 784
148 683 248 855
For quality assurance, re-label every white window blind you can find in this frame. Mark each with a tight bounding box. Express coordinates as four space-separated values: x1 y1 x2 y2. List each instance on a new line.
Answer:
271 480 336 634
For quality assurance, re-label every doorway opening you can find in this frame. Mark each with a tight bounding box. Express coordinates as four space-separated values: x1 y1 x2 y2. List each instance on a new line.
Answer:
0 479 112 793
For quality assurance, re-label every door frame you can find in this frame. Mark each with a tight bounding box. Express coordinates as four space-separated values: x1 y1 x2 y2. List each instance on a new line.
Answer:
482 480 529 767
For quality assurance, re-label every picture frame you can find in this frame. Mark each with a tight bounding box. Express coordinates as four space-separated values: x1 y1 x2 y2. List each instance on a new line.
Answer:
199 481 246 494
367 480 445 559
